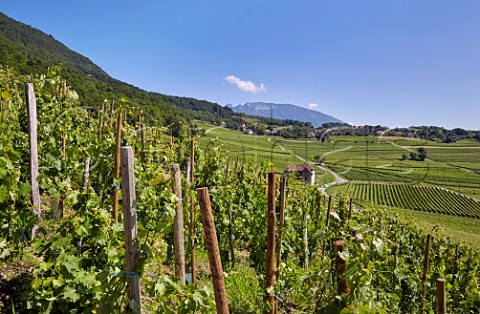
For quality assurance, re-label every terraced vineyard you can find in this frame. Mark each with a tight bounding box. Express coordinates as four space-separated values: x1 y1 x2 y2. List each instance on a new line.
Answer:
330 182 480 218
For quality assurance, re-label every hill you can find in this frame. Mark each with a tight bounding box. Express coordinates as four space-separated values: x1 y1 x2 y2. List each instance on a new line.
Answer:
0 11 238 127
232 102 343 127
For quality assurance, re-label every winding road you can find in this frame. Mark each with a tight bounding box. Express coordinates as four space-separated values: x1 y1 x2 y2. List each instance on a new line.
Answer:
317 165 348 196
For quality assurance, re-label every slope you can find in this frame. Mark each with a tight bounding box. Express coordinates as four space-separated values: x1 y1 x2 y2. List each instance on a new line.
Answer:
0 11 237 126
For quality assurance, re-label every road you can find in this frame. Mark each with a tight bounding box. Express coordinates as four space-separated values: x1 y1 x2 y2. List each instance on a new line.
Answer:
317 165 348 196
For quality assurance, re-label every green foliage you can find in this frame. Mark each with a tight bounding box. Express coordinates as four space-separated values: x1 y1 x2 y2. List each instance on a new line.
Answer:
1 67 480 313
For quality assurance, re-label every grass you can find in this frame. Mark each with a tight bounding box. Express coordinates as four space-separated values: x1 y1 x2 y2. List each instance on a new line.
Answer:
317 171 335 186
396 208 480 248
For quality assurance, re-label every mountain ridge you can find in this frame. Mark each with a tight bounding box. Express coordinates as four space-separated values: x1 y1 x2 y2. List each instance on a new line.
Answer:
233 102 343 127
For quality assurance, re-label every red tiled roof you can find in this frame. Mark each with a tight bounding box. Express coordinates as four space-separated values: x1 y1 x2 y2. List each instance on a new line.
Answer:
283 164 315 173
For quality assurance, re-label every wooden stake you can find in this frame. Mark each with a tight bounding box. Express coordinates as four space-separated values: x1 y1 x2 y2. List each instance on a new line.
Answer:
322 196 332 257
109 99 115 129
141 123 146 165
197 188 229 314
62 82 67 99
113 112 122 222
227 199 235 268
233 156 239 181
303 208 308 270
98 102 105 137
25 83 41 239
421 234 433 314
266 173 276 314
225 159 230 183
171 164 186 284
120 147 141 312
346 198 353 236
190 138 196 284
335 240 350 295
436 278 446 314
61 82 66 159
61 133 66 159
276 176 287 278
82 157 90 192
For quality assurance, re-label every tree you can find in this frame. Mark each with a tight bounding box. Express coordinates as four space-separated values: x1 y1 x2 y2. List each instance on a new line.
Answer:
417 147 427 161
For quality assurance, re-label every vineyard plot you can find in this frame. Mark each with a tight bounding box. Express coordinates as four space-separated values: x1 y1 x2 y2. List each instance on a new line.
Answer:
332 182 480 218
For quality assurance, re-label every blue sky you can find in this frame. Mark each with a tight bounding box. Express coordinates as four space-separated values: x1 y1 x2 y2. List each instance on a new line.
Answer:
1 1 479 130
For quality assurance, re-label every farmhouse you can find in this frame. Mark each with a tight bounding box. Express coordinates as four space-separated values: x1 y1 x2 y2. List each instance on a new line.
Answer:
283 164 315 185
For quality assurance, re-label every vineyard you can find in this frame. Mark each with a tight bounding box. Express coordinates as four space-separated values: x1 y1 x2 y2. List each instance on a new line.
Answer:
1 68 480 313
329 182 480 218
199 127 480 199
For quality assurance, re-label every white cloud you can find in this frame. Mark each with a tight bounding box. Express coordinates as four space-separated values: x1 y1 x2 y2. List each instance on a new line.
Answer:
224 75 266 94
308 103 318 110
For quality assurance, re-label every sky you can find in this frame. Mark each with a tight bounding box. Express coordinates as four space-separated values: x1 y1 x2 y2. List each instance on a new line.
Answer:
1 1 479 130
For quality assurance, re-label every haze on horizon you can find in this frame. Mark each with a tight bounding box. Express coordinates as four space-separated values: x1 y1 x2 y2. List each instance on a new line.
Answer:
1 1 479 130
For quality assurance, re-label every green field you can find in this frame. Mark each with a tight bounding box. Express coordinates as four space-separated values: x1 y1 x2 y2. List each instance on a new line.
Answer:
199 125 480 199
327 182 480 218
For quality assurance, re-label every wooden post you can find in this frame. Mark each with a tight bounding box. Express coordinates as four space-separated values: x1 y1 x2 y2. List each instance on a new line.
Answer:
436 278 446 314
109 99 115 129
62 82 67 99
266 173 276 313
98 102 105 137
303 208 308 270
61 133 66 159
225 159 230 183
233 156 239 181
227 199 235 268
444 246 449 275
120 147 141 312
25 83 41 239
113 112 122 222
82 157 90 192
197 188 229 314
253 165 259 185
276 176 287 278
322 196 332 257
335 240 350 295
141 123 146 165
189 138 196 284
453 245 459 282
421 234 433 314
61 82 66 159
314 194 321 229
346 198 353 236
186 158 191 189
171 164 186 284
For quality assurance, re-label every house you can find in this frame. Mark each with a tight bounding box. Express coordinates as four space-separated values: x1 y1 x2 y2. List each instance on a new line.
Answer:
243 129 254 135
283 164 315 185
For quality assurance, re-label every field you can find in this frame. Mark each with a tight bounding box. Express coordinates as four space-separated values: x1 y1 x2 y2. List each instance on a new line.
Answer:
199 125 480 199
327 182 480 218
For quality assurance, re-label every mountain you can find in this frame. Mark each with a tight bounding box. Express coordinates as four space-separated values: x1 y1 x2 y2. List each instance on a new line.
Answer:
232 102 343 127
0 12 237 127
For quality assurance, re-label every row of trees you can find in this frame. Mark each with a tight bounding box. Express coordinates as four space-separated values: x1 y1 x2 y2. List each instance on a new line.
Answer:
390 126 480 143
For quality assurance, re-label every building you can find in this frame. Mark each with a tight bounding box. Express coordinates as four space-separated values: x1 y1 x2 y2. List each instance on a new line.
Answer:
283 164 315 185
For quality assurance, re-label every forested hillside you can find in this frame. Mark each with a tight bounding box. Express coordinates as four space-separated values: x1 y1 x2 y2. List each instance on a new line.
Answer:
0 12 243 127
